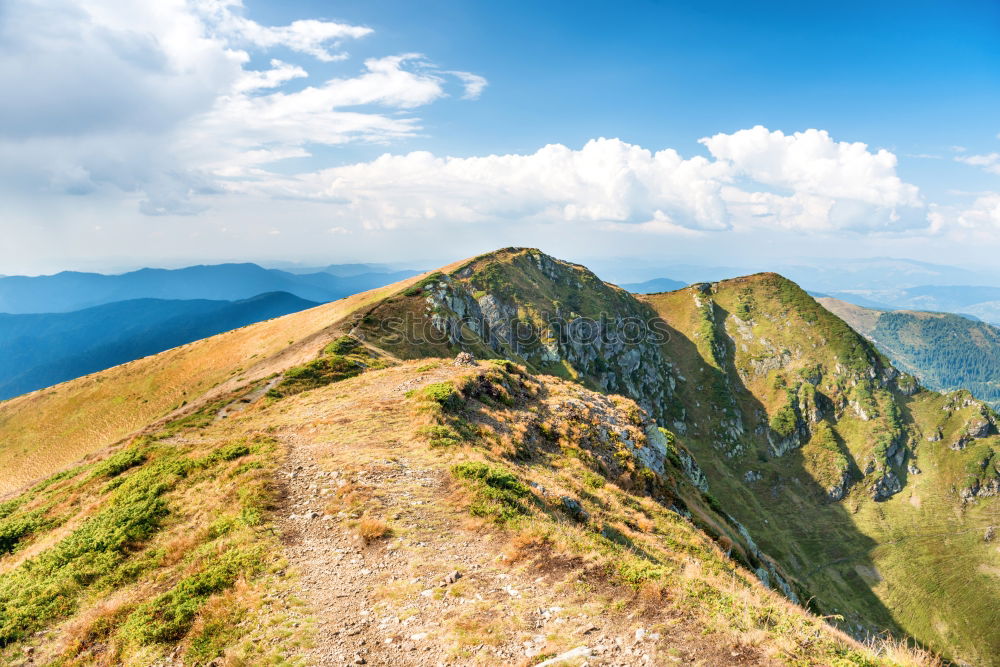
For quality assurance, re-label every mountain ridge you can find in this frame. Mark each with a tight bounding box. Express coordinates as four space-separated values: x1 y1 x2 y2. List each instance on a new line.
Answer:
0 248 994 665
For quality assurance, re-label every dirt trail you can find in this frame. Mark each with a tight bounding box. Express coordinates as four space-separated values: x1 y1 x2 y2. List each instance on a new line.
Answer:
271 363 772 666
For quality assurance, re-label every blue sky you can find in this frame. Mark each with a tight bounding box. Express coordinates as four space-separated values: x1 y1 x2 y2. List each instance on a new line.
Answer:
1 0 999 274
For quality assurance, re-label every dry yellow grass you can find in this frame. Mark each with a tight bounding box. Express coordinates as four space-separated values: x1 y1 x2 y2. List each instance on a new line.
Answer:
357 518 390 542
0 274 423 496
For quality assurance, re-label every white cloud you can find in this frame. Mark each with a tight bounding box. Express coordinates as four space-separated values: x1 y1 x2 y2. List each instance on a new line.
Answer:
235 59 307 92
230 129 926 235
448 71 488 99
955 152 1000 175
256 138 732 231
0 0 485 215
701 126 922 230
928 193 1000 232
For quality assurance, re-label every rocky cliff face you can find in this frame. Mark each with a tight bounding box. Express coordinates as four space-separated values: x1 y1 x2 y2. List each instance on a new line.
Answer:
360 249 684 426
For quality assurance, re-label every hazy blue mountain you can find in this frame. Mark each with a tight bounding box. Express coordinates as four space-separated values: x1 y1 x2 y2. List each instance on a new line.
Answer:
827 285 1000 325
269 262 414 277
590 256 998 293
0 264 418 314
773 257 990 292
0 292 318 400
619 277 687 293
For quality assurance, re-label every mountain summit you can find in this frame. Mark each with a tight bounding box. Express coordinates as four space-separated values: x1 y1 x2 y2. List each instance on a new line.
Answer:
0 248 993 665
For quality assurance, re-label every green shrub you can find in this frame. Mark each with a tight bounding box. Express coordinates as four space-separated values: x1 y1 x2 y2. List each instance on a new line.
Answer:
582 470 606 489
451 462 530 523
770 403 798 439
215 442 251 462
121 546 264 644
0 457 183 645
418 424 462 447
420 382 463 411
403 272 444 297
269 355 363 398
0 510 48 555
92 447 148 479
323 335 360 356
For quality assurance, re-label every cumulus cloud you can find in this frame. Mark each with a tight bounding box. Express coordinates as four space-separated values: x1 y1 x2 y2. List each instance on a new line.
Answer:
232 128 925 235
0 0 485 215
249 139 731 231
701 126 922 231
928 193 1000 232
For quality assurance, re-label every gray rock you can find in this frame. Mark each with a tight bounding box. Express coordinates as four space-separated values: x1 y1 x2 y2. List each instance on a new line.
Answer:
453 351 476 367
966 416 992 439
560 496 590 523
871 470 902 501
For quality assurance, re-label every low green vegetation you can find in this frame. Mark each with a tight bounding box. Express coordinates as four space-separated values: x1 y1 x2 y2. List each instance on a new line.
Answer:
802 422 850 489
403 272 445 297
0 412 290 663
269 335 388 398
451 461 531 523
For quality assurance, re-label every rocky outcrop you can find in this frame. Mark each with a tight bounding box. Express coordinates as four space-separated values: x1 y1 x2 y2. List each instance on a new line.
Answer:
731 519 800 605
827 468 853 501
678 447 709 492
871 469 902 501
419 266 681 425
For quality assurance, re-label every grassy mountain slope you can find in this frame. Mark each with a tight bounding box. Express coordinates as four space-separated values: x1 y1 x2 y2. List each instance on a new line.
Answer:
820 296 1000 407
0 248 990 665
0 279 413 496
643 277 998 665
0 355 933 666
0 292 319 401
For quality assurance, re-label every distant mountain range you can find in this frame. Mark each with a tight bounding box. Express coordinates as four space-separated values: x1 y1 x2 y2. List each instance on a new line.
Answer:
618 277 687 293
0 263 419 314
819 297 1000 407
0 291 318 400
589 256 997 293
826 285 1000 325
